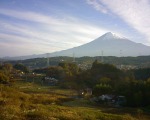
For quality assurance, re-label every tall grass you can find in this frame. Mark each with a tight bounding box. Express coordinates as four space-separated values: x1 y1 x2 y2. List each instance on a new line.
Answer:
0 84 147 120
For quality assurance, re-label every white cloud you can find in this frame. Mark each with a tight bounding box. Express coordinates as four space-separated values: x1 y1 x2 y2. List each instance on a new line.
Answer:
0 33 63 56
86 0 108 13
0 8 61 25
87 0 150 45
0 8 108 57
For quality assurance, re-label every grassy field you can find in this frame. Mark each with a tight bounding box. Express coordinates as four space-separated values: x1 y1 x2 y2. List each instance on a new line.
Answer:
13 80 77 96
0 80 150 120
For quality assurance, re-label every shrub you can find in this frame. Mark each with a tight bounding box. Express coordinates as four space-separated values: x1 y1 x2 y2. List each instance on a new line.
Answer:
0 72 9 84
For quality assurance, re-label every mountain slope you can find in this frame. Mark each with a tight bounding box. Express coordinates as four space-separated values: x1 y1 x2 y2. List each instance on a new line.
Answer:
3 32 150 60
50 32 150 57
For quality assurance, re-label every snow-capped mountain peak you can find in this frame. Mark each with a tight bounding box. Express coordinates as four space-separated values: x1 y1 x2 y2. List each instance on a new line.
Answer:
102 32 125 40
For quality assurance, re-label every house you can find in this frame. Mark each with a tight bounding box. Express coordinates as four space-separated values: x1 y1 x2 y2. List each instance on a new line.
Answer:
42 77 58 85
93 94 126 107
99 94 114 101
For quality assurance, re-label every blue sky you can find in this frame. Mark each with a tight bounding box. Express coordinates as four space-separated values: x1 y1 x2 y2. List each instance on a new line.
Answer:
0 0 150 57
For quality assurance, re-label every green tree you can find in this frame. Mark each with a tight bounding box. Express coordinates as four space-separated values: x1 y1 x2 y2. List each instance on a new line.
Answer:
14 64 29 73
93 84 112 96
0 72 9 84
0 63 13 76
58 62 81 89
97 77 111 84
46 66 64 79
3 63 13 72
133 91 143 106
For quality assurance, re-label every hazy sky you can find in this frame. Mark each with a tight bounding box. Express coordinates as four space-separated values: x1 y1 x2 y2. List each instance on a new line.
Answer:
0 0 150 57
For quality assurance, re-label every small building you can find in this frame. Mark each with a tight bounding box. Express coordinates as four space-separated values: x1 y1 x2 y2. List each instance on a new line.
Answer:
42 77 58 85
99 94 114 101
93 94 126 107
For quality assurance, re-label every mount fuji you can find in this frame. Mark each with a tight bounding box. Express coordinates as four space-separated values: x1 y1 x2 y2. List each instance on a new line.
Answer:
3 32 150 60
50 32 150 57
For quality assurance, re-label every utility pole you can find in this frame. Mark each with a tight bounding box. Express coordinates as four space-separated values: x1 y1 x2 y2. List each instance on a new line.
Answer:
120 50 122 69
32 73 35 83
73 52 75 63
47 53 49 67
120 50 122 57
0 58 2 65
101 50 104 63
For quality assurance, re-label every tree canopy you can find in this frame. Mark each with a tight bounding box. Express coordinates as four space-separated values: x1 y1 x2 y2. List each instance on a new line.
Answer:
14 64 29 73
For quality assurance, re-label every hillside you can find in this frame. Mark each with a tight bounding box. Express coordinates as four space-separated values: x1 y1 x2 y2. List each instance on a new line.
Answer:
3 56 150 69
50 32 150 57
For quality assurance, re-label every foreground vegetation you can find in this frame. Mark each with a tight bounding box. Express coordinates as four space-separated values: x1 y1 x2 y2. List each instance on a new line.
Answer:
0 61 150 119
1 82 150 120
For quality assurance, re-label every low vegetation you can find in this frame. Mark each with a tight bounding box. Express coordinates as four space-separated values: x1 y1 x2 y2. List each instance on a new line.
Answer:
0 84 141 120
0 61 150 120
6 56 150 69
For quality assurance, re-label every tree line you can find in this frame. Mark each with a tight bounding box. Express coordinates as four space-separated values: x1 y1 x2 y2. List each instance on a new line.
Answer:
33 60 150 107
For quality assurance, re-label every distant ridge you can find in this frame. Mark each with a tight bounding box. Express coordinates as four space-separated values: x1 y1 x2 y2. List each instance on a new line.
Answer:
49 32 150 57
2 32 150 60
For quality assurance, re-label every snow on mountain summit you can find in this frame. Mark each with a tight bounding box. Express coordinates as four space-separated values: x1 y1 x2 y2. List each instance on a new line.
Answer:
102 32 125 40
